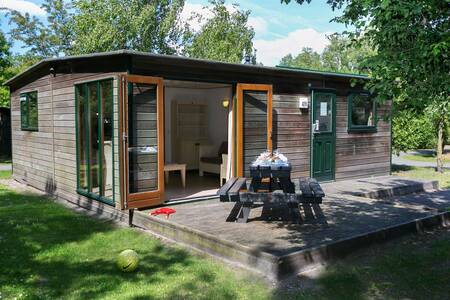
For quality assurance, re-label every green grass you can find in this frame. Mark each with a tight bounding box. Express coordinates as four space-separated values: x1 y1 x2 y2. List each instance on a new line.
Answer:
0 185 270 300
280 232 450 300
0 169 11 179
0 156 11 164
403 153 450 163
392 165 450 189
1 183 450 300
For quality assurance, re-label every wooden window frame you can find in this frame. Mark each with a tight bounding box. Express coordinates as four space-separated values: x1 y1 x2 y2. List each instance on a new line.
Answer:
347 92 377 133
20 91 38 131
75 78 115 206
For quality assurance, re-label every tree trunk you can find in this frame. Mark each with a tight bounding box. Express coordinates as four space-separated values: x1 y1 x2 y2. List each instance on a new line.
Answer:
436 120 444 173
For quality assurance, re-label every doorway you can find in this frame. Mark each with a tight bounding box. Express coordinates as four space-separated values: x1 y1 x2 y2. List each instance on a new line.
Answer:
311 90 336 181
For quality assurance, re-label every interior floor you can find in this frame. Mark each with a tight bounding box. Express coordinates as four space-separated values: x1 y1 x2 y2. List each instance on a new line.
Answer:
165 171 220 201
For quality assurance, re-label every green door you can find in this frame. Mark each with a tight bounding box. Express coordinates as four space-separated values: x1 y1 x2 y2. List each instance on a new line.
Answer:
311 90 336 181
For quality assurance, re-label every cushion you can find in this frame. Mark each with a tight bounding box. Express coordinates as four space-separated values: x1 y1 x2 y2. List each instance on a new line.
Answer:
201 157 222 164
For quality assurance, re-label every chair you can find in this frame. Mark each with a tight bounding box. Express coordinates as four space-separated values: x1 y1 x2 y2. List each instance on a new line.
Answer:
220 154 228 186
199 142 228 181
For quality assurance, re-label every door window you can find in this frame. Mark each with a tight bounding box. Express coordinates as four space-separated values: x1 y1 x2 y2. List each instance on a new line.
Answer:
127 83 159 194
313 93 333 133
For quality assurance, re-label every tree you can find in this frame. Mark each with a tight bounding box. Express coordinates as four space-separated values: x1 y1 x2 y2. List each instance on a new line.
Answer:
0 30 12 107
71 0 185 55
281 0 450 171
278 34 373 74
6 0 72 57
183 0 255 64
279 47 322 70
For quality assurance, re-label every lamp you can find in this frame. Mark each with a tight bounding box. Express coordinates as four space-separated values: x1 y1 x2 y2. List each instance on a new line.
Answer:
222 98 230 108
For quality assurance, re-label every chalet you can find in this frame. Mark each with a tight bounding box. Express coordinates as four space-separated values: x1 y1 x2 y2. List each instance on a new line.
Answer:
5 50 391 210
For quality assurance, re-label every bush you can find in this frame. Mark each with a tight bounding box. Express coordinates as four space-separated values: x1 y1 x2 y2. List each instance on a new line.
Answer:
392 110 436 155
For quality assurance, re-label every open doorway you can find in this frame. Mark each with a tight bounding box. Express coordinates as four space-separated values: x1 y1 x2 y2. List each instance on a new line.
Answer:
164 80 232 201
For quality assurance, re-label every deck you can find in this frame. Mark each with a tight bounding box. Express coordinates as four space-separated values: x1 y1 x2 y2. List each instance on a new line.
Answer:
131 176 450 280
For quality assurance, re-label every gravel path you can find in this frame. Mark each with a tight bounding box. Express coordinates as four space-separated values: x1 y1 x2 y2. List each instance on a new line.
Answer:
0 163 11 171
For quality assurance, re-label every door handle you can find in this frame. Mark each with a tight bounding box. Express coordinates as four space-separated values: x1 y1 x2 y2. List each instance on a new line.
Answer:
123 133 128 142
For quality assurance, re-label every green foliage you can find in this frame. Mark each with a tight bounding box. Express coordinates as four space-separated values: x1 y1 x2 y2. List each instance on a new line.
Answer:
279 47 322 70
6 0 72 57
0 30 12 107
71 0 185 55
281 0 450 168
392 110 436 155
183 0 255 63
279 34 374 74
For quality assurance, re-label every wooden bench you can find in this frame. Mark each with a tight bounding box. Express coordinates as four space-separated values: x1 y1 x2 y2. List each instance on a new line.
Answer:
218 177 325 223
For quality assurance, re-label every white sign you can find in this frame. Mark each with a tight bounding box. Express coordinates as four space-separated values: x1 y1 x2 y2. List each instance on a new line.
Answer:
320 102 328 116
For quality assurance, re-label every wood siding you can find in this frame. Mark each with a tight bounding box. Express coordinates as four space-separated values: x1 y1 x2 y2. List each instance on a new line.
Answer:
10 73 122 209
243 93 310 179
335 97 391 180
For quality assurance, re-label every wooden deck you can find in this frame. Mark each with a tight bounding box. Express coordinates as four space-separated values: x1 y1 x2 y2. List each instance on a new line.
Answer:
135 177 445 280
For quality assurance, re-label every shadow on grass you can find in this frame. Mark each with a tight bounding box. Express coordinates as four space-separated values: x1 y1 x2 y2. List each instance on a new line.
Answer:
0 185 259 299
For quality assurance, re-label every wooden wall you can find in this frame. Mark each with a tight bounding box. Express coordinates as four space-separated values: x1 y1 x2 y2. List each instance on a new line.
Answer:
243 93 390 181
242 93 310 179
335 97 391 180
11 75 54 192
10 73 121 209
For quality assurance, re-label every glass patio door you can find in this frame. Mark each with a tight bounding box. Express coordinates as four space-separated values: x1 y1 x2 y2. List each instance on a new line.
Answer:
235 84 273 177
121 75 164 208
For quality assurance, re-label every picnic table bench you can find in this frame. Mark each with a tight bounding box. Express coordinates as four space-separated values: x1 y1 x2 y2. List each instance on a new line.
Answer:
218 176 325 223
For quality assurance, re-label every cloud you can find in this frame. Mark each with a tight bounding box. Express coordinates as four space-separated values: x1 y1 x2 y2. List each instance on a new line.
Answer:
254 28 330 66
0 0 45 15
247 16 268 35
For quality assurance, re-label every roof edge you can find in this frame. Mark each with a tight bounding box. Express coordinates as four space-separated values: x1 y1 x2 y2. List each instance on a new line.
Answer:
5 49 370 87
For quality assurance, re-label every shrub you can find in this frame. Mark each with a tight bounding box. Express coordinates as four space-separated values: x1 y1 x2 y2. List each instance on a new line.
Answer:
392 110 436 155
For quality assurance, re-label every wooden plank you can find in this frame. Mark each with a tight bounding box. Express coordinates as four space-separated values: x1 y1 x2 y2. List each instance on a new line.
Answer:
217 177 238 202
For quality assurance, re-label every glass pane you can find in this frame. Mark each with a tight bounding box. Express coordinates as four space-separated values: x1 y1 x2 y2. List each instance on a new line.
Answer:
243 90 268 177
76 85 88 190
89 82 100 194
101 80 114 198
20 95 27 128
314 93 333 132
28 91 38 129
128 83 158 194
351 94 375 126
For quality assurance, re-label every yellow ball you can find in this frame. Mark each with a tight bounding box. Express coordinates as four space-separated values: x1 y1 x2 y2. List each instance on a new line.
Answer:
117 249 139 272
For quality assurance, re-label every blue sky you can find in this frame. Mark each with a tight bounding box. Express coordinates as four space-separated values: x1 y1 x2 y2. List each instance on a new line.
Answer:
0 0 346 66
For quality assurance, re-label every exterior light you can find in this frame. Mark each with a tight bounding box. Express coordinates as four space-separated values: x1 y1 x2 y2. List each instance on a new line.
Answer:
222 98 230 108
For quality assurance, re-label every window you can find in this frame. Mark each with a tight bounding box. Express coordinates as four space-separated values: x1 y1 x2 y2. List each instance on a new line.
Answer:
20 91 38 131
348 92 377 133
75 79 114 205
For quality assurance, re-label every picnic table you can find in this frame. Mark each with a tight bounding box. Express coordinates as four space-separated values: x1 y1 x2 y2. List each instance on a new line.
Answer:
218 164 325 223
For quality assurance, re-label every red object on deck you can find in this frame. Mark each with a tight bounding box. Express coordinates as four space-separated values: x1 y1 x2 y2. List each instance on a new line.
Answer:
150 207 176 218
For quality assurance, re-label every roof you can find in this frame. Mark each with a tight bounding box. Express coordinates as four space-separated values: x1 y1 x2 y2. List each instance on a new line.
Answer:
5 49 369 88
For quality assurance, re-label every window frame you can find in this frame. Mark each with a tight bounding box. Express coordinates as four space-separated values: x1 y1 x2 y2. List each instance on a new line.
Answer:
347 92 377 133
20 91 39 131
75 78 115 206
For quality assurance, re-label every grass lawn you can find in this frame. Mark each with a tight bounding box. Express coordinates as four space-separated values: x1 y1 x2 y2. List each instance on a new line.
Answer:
278 228 450 300
392 165 450 189
1 181 450 299
403 153 450 163
0 169 11 179
0 184 270 300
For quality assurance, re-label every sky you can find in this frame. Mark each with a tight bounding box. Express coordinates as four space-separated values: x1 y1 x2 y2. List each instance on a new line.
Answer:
0 0 347 66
